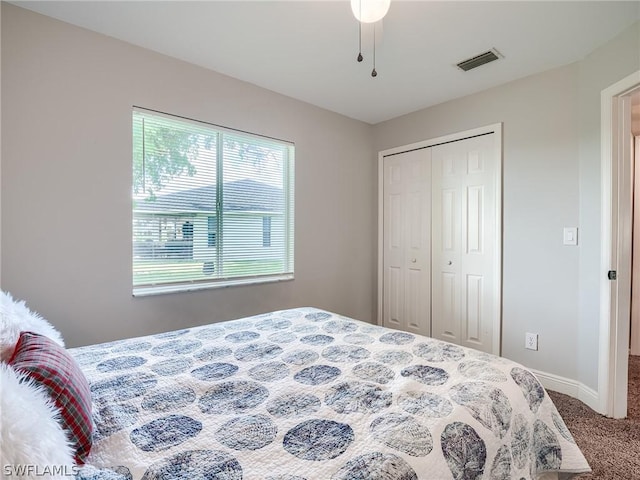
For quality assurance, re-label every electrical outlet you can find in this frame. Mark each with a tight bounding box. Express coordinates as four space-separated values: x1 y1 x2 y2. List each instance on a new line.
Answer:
525 333 538 351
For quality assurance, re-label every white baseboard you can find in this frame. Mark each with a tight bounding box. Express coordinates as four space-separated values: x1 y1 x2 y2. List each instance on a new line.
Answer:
531 368 602 414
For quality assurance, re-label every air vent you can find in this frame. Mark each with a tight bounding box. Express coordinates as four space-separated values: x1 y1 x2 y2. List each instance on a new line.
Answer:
456 49 502 72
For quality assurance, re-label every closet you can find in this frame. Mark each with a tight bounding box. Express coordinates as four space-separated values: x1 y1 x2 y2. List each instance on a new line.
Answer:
379 125 502 355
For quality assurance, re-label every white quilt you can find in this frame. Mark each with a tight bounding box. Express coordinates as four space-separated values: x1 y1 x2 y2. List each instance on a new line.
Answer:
71 307 590 480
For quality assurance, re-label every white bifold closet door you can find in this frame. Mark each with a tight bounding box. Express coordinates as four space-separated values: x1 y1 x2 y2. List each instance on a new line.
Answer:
382 132 499 354
431 134 498 353
382 148 432 336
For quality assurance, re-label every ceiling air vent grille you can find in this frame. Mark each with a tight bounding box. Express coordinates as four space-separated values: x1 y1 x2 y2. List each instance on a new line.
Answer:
457 49 502 72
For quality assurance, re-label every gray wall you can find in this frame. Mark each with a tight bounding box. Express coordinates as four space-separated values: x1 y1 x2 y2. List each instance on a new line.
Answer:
1 4 375 347
373 21 640 390
2 3 640 394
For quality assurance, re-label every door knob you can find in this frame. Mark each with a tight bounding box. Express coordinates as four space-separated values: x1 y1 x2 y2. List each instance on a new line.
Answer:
447 260 452 265
411 258 417 263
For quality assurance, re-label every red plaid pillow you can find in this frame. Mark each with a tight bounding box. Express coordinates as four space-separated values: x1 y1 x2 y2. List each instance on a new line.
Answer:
8 331 93 464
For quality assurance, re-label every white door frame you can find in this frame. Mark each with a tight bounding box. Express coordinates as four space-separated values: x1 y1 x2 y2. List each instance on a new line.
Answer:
377 123 503 354
633 136 640 357
600 70 640 418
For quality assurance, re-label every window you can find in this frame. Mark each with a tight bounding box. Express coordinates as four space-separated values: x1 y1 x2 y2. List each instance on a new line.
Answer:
132 108 294 295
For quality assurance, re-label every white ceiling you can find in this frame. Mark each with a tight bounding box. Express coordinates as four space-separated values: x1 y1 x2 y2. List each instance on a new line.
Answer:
12 1 640 124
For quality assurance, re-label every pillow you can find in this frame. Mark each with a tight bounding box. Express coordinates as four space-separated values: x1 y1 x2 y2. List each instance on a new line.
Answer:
8 331 93 464
0 363 75 470
1 291 64 361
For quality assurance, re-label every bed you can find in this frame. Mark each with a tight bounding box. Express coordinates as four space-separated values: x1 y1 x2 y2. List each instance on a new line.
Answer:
0 297 591 479
56 307 590 480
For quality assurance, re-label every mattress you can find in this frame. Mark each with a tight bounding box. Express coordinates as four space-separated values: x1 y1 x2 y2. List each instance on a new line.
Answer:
71 307 590 479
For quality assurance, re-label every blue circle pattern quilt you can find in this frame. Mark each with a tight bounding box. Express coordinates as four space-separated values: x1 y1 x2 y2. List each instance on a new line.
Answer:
71 308 591 479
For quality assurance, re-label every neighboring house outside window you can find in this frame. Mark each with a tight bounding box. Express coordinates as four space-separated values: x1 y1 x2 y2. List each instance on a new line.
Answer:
207 216 217 247
263 216 272 248
132 108 294 295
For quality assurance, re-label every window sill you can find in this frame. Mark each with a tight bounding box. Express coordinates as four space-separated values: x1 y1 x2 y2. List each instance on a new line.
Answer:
133 273 294 297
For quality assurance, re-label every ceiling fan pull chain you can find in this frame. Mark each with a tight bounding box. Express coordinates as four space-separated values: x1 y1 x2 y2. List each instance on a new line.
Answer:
371 24 378 77
357 20 363 62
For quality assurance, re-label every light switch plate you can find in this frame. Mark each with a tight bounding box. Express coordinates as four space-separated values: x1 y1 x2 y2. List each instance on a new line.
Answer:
563 227 578 246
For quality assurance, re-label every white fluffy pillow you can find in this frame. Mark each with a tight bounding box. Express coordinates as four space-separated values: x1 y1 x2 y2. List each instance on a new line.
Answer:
0 291 64 361
0 363 75 478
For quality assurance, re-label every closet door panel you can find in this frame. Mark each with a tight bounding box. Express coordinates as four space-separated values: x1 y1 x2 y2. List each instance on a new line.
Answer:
382 149 431 336
432 134 497 353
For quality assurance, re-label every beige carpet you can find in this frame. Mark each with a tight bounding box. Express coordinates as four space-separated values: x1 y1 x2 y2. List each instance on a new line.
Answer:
547 355 640 479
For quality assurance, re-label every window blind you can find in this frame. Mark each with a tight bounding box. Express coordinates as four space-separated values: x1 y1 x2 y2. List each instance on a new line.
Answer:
132 108 294 295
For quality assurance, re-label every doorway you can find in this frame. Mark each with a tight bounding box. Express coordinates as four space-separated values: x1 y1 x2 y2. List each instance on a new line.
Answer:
601 70 640 418
377 124 503 355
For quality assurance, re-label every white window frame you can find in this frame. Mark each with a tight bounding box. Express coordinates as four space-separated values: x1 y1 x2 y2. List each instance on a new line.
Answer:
132 107 295 296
